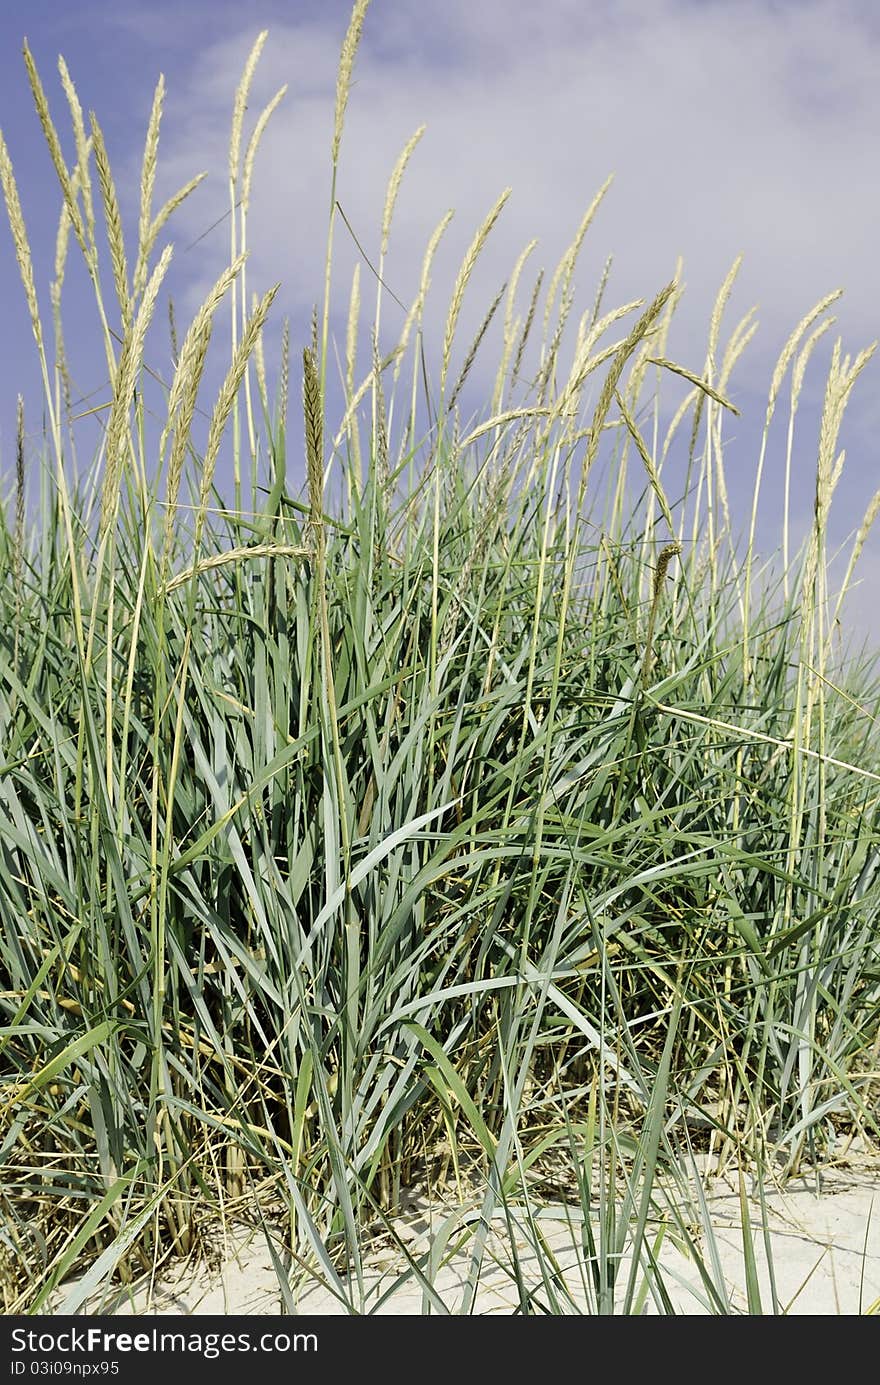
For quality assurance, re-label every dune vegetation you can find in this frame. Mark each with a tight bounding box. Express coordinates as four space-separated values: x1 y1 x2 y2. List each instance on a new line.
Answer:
2 0 880 1314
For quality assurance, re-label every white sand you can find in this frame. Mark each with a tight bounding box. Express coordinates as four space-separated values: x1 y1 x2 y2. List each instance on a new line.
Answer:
56 1160 880 1316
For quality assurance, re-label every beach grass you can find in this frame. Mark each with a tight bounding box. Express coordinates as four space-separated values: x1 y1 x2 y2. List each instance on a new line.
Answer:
2 1 880 1314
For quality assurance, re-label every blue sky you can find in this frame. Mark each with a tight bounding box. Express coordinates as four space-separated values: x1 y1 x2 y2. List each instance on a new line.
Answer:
2 0 879 641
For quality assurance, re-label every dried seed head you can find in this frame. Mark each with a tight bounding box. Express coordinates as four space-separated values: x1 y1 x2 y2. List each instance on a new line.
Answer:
22 42 88 260
767 290 842 423
333 0 371 167
57 56 94 249
442 188 510 398
133 75 166 299
230 31 268 184
160 253 246 460
163 319 212 565
707 254 743 376
196 283 279 528
252 290 268 411
90 112 131 332
394 208 454 382
543 177 613 340
100 243 173 537
242 85 287 211
0 131 44 352
381 125 425 258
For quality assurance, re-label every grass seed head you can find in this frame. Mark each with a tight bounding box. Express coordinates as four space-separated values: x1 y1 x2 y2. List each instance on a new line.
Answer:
333 0 371 167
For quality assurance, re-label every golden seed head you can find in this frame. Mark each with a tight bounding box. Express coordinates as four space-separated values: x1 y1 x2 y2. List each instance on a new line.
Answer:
333 0 371 167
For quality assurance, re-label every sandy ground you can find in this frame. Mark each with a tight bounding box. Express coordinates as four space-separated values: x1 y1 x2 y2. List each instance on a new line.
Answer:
54 1160 880 1316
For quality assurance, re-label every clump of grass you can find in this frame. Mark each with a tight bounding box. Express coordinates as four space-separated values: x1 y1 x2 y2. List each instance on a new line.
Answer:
2 5 880 1314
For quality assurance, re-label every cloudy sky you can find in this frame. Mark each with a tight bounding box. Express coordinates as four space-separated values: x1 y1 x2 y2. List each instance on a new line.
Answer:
1 0 879 640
